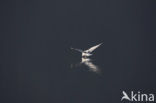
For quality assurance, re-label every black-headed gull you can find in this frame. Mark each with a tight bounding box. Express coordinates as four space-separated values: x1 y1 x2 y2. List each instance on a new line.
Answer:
71 43 103 58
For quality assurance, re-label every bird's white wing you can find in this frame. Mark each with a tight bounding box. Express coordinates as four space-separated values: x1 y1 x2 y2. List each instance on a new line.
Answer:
85 43 102 53
71 47 83 53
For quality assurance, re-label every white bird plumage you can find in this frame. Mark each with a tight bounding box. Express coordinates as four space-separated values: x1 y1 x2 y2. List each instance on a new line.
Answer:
71 43 103 58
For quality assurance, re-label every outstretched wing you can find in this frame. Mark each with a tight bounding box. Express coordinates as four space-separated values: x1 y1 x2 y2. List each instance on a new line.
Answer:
71 47 83 53
85 43 103 53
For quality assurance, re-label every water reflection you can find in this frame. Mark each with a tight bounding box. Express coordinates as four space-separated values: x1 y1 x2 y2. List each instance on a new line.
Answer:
71 58 101 74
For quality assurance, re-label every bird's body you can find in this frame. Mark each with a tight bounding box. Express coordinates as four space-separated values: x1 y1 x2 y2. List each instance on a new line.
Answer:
71 43 103 58
82 52 92 57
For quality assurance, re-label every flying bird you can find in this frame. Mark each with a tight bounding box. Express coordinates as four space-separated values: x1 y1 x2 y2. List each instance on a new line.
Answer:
71 43 103 58
121 91 131 101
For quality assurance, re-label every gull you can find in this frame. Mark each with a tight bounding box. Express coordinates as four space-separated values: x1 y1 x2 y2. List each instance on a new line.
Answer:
121 91 131 101
71 43 103 58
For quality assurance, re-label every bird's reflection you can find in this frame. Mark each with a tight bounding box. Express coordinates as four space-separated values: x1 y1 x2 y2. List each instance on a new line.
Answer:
71 58 101 74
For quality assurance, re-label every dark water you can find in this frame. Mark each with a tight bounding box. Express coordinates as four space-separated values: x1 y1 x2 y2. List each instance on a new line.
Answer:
1 0 156 103
1 41 156 103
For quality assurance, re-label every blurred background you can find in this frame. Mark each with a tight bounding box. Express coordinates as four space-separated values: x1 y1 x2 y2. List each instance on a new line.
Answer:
0 0 156 103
